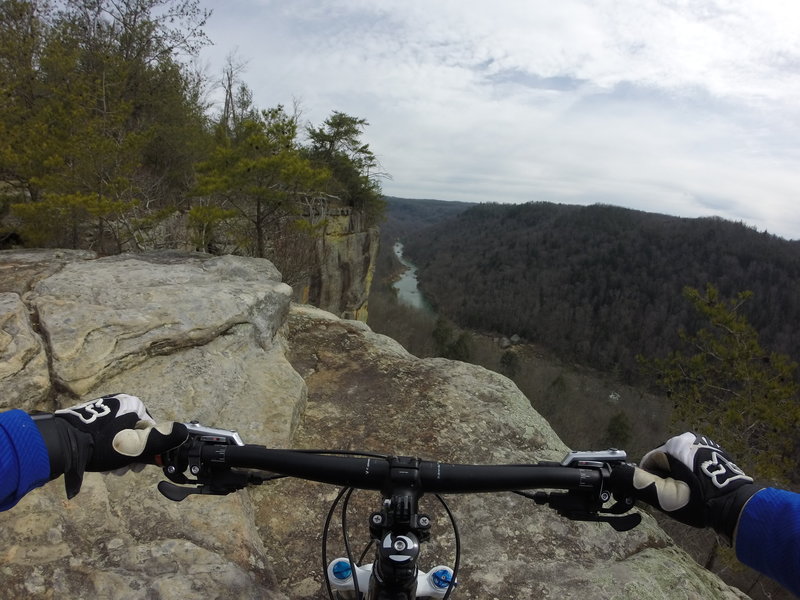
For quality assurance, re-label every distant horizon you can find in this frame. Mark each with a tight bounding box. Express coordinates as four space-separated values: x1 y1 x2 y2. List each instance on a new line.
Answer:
383 195 800 242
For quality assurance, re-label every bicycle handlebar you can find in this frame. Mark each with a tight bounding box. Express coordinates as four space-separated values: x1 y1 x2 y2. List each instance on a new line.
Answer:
156 422 640 531
154 421 643 599
222 446 602 494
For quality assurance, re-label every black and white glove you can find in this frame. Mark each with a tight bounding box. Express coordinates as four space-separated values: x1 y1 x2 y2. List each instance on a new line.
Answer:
32 394 188 499
611 432 761 543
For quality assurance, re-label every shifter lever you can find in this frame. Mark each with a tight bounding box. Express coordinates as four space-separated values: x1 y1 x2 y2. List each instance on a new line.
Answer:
157 480 235 501
158 481 200 501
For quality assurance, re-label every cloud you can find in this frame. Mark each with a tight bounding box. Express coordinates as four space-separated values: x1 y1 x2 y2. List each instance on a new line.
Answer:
197 0 800 240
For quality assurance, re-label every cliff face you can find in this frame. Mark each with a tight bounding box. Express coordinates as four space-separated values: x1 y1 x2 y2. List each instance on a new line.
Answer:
303 209 379 321
0 250 748 599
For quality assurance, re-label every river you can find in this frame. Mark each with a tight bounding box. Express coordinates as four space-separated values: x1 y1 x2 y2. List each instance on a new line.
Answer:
392 242 433 313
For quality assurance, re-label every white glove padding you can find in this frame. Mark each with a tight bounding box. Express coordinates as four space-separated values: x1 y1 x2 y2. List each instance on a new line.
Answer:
611 432 761 542
110 421 188 476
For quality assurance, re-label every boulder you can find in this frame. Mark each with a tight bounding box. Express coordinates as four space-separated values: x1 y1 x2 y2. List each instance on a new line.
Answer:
0 249 97 411
0 251 298 599
28 252 292 397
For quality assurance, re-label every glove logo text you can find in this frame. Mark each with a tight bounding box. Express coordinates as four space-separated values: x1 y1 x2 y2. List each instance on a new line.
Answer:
57 398 112 424
700 451 753 489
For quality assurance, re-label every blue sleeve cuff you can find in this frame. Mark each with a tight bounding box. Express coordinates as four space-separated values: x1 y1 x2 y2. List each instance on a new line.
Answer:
735 487 800 597
0 409 51 510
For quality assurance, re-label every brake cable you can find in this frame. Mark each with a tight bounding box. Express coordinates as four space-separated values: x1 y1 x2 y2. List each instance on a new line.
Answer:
341 488 360 599
322 486 353 600
433 493 460 600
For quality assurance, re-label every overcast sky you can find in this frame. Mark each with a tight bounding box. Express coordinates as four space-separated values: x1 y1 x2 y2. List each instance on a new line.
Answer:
195 1 800 240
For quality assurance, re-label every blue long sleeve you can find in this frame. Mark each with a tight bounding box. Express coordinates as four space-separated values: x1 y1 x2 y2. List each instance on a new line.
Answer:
735 487 800 597
0 409 51 510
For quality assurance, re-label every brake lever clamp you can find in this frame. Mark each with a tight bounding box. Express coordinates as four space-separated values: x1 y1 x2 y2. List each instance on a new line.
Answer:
157 421 251 502
560 449 629 468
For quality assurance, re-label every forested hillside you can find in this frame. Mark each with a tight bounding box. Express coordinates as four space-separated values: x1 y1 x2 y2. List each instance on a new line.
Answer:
403 202 800 380
381 197 473 240
371 197 472 281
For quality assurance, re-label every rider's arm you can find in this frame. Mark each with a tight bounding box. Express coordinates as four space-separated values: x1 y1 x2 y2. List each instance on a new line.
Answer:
0 409 51 510
1 395 187 509
735 487 800 596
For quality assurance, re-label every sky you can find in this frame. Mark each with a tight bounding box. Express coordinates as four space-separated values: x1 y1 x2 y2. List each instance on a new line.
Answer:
195 1 800 241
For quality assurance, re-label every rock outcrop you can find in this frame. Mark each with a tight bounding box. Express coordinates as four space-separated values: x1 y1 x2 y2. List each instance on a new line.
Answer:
308 226 378 321
0 250 748 599
303 212 379 321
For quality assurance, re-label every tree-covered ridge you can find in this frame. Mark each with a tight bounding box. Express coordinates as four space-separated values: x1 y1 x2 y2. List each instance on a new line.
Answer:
0 0 385 278
381 196 473 241
0 0 211 250
402 201 800 381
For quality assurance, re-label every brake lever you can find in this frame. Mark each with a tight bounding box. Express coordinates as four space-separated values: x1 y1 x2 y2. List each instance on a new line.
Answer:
531 448 642 531
579 512 642 532
157 421 249 502
157 472 267 501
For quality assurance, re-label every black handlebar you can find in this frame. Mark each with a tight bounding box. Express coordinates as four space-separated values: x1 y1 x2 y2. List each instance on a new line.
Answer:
221 445 603 494
157 432 641 532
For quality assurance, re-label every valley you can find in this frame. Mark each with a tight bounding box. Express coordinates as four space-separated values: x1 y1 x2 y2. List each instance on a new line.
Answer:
368 199 673 458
